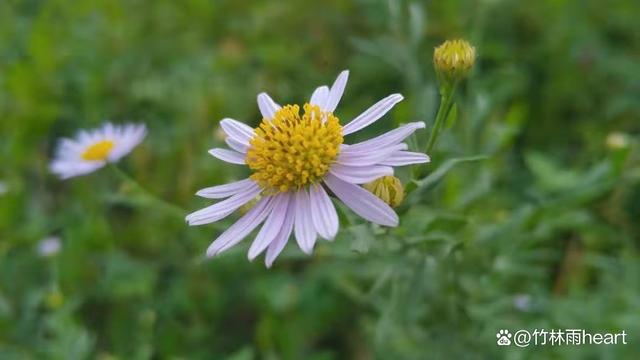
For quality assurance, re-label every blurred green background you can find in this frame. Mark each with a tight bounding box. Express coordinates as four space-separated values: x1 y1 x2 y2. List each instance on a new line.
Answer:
1 0 640 358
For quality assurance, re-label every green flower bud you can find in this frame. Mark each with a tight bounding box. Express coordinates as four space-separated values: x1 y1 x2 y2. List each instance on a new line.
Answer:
433 39 476 88
363 176 404 208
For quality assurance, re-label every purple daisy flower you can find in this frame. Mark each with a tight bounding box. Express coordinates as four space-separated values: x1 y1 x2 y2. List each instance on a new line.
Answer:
188 71 430 267
50 122 147 179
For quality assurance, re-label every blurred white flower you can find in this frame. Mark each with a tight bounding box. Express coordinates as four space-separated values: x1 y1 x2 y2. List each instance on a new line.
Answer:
50 122 147 179
606 132 631 150
187 70 430 267
37 236 61 257
513 294 532 311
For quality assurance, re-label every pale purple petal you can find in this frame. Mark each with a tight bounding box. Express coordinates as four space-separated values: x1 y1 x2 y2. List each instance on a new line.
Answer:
77 130 93 145
337 143 407 167
379 151 431 166
225 137 249 153
329 164 393 184
206 196 275 257
220 118 254 145
186 183 261 225
265 198 295 267
309 185 339 240
324 174 399 227
257 92 281 119
37 236 61 257
55 138 84 159
102 123 115 138
248 193 291 260
108 123 147 161
50 160 105 179
196 178 255 199
309 85 329 109
294 189 317 254
324 70 349 112
347 122 426 151
208 148 246 165
50 123 146 179
342 94 404 135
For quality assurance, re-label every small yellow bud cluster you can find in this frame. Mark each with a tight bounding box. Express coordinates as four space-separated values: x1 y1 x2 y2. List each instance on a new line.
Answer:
364 175 405 208
433 39 476 87
246 103 343 193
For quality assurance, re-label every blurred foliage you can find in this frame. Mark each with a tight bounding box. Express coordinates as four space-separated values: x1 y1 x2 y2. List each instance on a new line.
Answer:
1 0 640 358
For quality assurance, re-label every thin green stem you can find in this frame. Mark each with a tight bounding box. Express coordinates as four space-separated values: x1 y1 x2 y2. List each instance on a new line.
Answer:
109 165 186 218
425 87 455 154
410 86 456 181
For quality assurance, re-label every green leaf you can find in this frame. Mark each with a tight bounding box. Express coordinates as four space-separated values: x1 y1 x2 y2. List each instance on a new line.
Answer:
525 152 581 191
409 155 489 197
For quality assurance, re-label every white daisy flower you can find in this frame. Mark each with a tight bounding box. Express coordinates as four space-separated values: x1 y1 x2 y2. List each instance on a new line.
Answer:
37 236 61 257
50 122 147 179
188 71 430 267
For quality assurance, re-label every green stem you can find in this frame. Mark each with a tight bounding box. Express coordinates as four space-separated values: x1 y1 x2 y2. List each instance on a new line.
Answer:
425 87 455 154
109 165 186 218
410 86 456 182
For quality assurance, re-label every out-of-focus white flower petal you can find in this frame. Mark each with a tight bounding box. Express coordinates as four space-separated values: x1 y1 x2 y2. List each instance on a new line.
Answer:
37 236 61 257
108 123 147 161
50 160 106 179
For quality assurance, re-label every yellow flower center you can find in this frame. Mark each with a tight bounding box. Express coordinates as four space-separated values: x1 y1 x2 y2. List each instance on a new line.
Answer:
82 140 115 161
246 103 343 193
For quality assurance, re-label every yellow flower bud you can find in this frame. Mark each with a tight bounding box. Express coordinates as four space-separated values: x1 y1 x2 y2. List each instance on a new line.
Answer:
363 176 404 208
433 39 476 87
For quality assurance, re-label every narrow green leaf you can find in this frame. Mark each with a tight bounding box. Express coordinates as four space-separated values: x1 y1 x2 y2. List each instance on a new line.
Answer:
408 155 489 199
